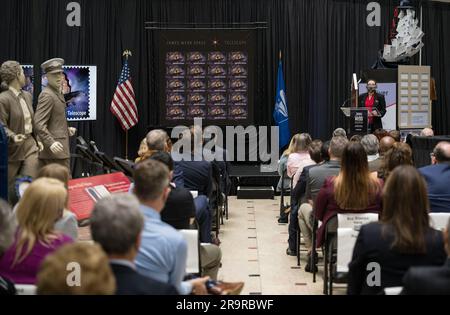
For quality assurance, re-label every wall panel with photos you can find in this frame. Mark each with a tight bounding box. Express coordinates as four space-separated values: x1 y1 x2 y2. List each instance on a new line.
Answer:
398 65 431 129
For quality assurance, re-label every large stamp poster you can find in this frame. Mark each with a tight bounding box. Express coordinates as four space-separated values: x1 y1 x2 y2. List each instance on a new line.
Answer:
159 30 255 126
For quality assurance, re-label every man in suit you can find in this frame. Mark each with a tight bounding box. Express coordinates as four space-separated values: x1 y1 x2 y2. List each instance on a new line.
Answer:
402 218 450 295
34 58 76 170
359 79 386 133
297 136 348 271
0 61 40 202
90 193 179 295
419 141 450 213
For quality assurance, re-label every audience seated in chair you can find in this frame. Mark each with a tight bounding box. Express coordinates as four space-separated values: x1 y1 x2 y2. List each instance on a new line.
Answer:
297 136 348 271
373 128 388 141
347 165 447 295
315 141 383 250
419 141 450 213
135 138 151 163
0 178 73 284
175 127 213 197
145 129 184 187
149 151 222 280
361 134 382 173
286 133 315 189
402 218 450 295
286 140 323 256
0 199 17 295
379 136 396 157
379 142 412 180
132 159 209 295
90 193 178 295
277 136 297 193
174 127 216 243
420 127 434 137
388 130 401 142
35 164 78 240
141 129 213 243
36 243 115 294
332 128 347 139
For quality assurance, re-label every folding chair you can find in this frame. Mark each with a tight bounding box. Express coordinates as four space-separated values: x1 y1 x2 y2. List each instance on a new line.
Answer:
15 284 37 295
429 213 450 231
326 213 379 295
323 216 337 295
278 170 291 220
311 215 318 283
179 229 202 276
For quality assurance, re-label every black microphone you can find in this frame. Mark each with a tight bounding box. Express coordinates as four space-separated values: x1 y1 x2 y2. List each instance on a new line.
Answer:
90 141 99 152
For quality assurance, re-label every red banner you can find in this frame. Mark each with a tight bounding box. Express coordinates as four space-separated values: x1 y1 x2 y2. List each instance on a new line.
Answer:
68 172 131 221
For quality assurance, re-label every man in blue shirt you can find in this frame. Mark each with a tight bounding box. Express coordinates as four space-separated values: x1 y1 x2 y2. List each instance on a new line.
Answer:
419 141 450 213
132 159 209 295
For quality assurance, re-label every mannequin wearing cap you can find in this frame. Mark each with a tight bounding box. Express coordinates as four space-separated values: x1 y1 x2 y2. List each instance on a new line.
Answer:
359 79 386 133
0 60 41 203
34 58 76 171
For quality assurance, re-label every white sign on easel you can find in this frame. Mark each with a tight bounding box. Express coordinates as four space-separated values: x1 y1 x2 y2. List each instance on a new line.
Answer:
337 213 379 273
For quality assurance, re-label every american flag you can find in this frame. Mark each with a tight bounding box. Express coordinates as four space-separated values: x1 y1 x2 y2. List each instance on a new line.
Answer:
110 59 138 130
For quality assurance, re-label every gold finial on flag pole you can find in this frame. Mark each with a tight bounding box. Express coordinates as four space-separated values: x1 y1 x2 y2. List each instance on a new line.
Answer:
279 50 282 61
123 50 132 60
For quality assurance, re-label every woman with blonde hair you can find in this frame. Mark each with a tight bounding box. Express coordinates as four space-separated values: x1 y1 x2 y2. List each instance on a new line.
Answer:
0 178 73 284
36 164 78 240
286 133 315 188
135 138 151 163
277 135 298 192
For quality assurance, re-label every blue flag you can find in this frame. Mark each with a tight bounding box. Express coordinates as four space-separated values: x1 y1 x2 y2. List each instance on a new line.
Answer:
273 60 290 148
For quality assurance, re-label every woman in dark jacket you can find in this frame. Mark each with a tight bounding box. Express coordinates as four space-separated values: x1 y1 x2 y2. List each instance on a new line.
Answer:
359 79 386 132
347 165 447 295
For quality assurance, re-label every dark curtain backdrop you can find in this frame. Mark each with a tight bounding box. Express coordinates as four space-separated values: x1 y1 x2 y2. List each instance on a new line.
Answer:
0 0 449 160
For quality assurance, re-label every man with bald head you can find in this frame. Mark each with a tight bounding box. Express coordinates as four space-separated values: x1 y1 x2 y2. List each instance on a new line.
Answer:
420 127 434 137
379 136 396 156
419 141 450 213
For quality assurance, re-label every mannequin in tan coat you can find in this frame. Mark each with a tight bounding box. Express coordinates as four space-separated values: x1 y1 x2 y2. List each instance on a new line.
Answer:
0 60 40 202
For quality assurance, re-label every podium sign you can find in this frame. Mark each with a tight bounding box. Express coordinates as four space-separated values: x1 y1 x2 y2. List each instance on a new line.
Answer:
350 108 368 134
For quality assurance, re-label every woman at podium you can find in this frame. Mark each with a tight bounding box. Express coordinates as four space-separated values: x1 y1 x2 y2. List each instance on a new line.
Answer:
359 79 386 133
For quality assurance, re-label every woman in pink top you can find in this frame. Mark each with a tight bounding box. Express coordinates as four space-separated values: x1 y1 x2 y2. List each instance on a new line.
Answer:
286 133 315 188
0 178 73 284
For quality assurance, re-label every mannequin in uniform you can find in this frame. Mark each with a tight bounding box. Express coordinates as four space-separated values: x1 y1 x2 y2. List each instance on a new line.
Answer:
34 58 76 170
0 60 41 202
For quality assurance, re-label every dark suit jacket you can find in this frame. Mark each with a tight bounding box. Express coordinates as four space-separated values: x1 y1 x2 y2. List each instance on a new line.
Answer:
291 164 317 206
359 92 386 132
161 183 196 229
419 163 450 213
34 86 70 159
176 158 212 197
402 259 450 295
110 263 178 295
347 222 446 295
0 90 38 161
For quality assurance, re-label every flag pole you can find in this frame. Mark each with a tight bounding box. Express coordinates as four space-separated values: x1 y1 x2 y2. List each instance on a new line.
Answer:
122 50 132 160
